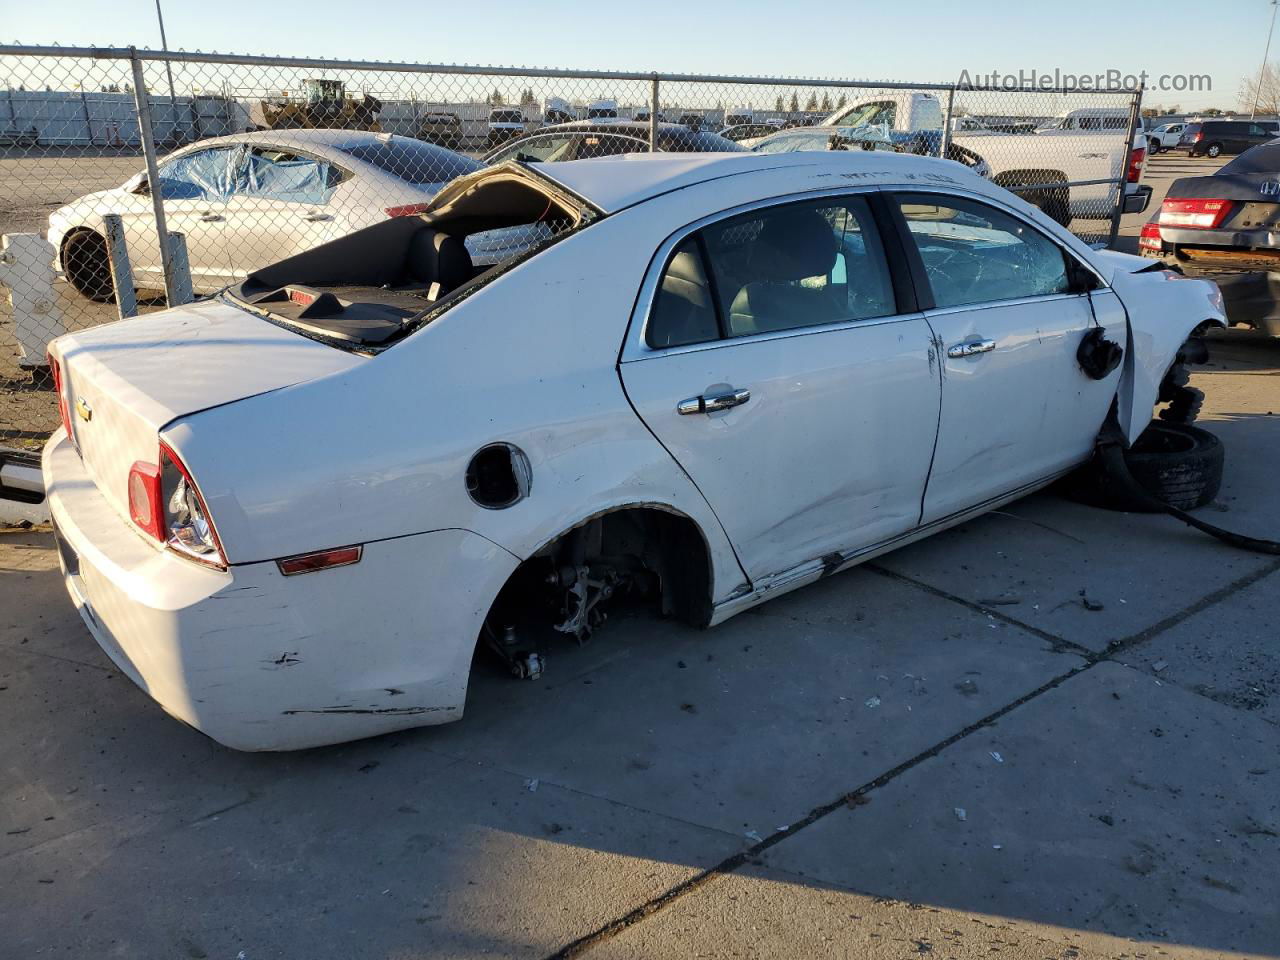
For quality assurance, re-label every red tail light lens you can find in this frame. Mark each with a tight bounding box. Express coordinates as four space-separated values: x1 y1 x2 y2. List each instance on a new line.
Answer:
1193 131 1203 142
127 461 163 539
47 350 74 442
1139 221 1163 254
385 203 431 218
1127 146 1145 183
1160 197 1234 229
277 545 362 576
127 443 226 569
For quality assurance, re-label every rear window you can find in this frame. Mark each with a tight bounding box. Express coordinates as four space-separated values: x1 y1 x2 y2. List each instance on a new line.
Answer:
1181 123 1201 137
659 131 748 152
334 138 481 185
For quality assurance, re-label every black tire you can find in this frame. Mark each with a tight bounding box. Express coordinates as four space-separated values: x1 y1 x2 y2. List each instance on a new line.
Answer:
63 230 115 303
1028 187 1070 227
1205 142 1222 158
1147 137 1160 155
1060 422 1224 513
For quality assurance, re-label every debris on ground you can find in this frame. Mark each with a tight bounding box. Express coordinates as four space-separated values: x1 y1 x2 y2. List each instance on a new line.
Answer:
524 778 539 792
1153 660 1169 673
990 751 1004 763
953 807 967 822
865 696 881 709
1079 589 1105 611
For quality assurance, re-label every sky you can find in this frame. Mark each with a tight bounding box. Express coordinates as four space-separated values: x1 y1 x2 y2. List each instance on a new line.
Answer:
4 0 1276 112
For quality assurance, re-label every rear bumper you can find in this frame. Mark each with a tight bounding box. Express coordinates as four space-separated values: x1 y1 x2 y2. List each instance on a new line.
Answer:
1123 185 1152 215
43 430 518 750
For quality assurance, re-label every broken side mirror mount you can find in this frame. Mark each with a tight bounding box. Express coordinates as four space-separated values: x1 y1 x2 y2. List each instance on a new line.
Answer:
1067 258 1100 294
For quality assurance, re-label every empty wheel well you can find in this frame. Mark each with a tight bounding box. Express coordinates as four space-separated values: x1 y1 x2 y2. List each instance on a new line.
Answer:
483 506 714 653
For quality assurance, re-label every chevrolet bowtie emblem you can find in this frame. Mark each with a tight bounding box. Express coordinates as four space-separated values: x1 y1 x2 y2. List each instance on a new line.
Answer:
75 397 93 422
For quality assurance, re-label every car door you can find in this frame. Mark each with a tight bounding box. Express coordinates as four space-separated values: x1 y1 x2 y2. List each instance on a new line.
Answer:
890 192 1125 524
128 146 237 289
222 145 345 279
620 193 941 583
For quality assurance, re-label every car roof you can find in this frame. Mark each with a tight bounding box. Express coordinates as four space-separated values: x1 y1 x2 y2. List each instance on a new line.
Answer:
529 150 985 215
171 129 417 154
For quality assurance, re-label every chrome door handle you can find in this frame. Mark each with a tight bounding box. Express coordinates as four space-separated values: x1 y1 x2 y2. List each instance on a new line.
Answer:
198 213 223 222
946 338 996 359
677 387 751 415
303 212 333 222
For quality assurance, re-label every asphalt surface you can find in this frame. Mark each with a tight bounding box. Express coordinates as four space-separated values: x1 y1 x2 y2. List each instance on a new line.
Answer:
2 149 1279 959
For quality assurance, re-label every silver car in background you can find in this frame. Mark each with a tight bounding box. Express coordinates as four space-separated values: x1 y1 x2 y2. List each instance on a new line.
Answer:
48 130 480 300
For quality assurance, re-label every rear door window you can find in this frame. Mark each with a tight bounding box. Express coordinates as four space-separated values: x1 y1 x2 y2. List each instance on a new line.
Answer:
236 147 341 204
646 195 895 346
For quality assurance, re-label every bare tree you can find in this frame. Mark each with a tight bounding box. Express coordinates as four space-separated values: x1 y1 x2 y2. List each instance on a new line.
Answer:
1239 63 1280 116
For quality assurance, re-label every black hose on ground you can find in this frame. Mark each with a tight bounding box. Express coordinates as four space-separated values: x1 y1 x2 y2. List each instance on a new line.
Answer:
1096 436 1280 555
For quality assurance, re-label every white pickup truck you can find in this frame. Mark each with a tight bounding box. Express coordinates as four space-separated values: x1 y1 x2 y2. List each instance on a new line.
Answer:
815 92 1150 223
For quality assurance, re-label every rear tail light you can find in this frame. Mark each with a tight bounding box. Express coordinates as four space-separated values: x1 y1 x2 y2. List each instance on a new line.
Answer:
1160 197 1234 229
127 442 226 569
47 350 73 442
1193 131 1203 143
385 203 431 218
1127 146 1145 183
1139 221 1164 255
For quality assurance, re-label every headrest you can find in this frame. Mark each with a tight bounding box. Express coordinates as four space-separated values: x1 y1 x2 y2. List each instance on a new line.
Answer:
663 249 709 291
405 228 473 291
749 209 837 282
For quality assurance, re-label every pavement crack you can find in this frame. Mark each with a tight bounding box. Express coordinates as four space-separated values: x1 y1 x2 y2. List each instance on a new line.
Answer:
546 556 1280 960
865 563 1089 657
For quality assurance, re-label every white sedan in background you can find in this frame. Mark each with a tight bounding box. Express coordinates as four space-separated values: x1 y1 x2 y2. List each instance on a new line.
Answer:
43 151 1224 750
48 130 480 300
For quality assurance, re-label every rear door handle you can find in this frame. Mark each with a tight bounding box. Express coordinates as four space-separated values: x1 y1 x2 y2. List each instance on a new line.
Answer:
946 338 996 359
303 212 333 222
677 387 751 415
199 213 223 222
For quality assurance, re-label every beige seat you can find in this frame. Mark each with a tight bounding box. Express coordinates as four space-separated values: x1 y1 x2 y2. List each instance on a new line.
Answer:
727 209 841 336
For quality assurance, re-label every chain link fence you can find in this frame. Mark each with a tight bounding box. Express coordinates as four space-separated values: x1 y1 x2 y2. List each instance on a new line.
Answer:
1 45 1142 448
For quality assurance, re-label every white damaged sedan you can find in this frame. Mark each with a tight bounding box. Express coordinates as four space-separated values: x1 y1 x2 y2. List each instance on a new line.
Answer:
43 152 1225 750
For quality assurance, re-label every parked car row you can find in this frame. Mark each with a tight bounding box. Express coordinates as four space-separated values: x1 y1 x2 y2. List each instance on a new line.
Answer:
48 92 1156 305
1140 139 1280 335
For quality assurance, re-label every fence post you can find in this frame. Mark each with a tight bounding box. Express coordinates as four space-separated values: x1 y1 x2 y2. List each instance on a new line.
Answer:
1107 84 1144 249
649 74 660 152
939 84 956 159
166 232 193 307
129 47 182 306
101 214 137 320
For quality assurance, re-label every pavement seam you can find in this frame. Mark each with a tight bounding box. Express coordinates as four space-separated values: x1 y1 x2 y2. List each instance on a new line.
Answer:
546 555 1280 959
1 641 116 673
865 563 1090 657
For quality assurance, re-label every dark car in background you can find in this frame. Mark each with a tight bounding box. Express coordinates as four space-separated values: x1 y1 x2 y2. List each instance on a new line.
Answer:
481 121 745 164
414 111 463 148
1174 120 1276 158
1141 140 1280 333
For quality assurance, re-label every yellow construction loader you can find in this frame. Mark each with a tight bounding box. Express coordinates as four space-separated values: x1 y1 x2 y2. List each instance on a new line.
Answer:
251 79 382 131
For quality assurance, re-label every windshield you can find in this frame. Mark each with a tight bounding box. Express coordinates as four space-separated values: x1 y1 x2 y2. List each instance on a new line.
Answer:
334 138 480 185
838 101 895 128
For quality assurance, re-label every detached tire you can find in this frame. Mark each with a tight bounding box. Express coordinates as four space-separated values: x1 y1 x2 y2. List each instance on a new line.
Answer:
1062 422 1224 513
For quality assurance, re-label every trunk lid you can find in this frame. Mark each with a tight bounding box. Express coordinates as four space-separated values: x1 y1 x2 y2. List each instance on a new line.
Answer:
51 297 363 523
